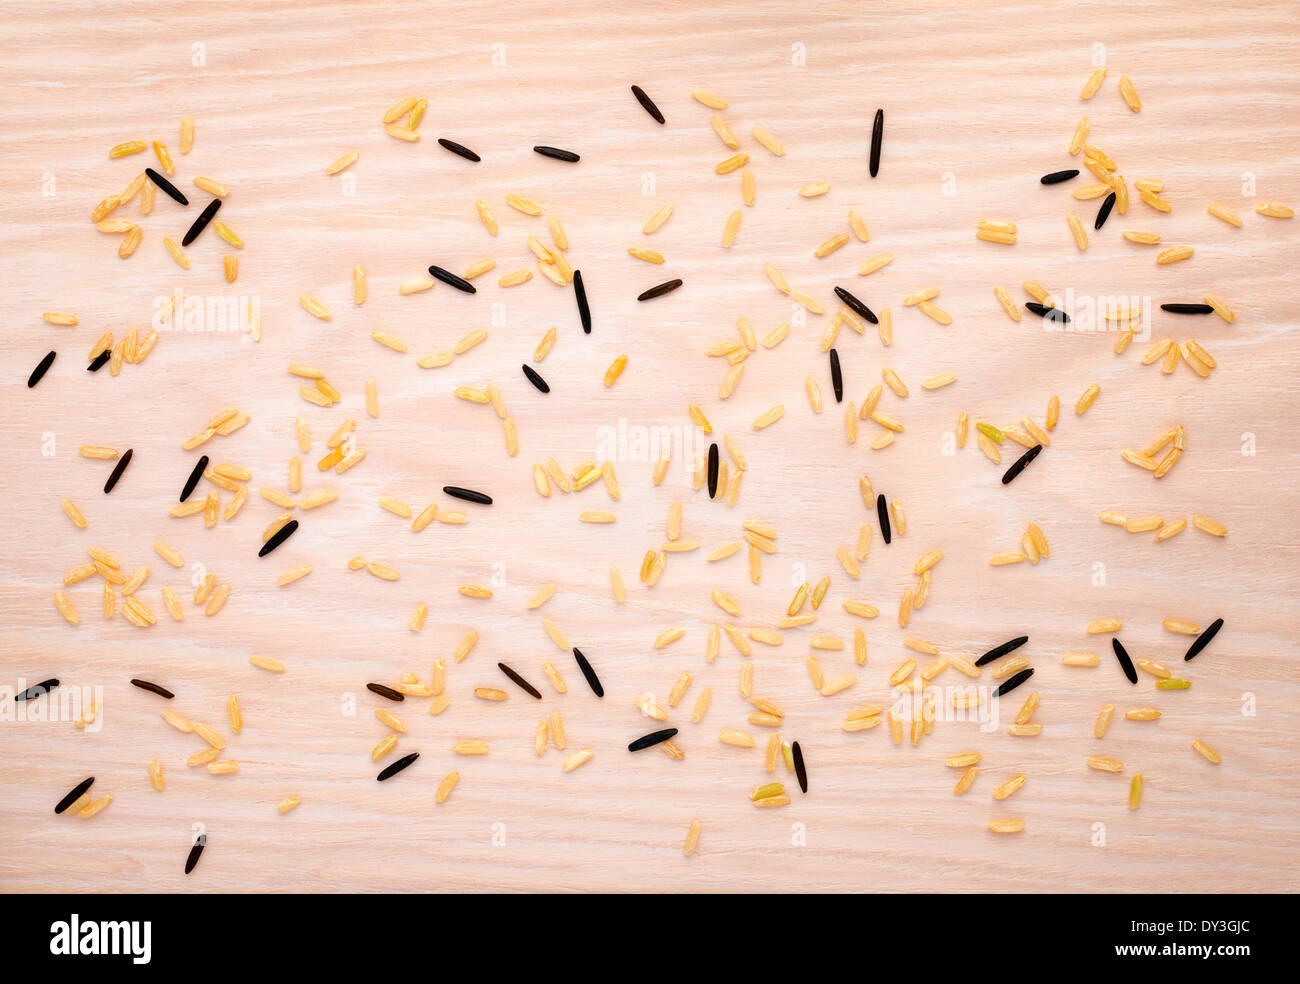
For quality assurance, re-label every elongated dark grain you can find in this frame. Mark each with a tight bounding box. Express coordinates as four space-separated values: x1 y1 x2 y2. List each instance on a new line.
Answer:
628 728 678 752
443 486 492 505
522 364 550 394
179 455 209 502
994 667 1034 697
829 348 843 403
428 264 477 293
707 442 719 498
498 662 542 700
16 679 59 701
792 740 808 793
876 493 892 545
1160 303 1215 315
184 835 205 874
181 198 221 246
637 279 682 301
573 647 604 697
28 350 56 388
130 678 175 699
631 85 665 124
103 448 133 494
437 138 480 162
1112 638 1138 684
1094 191 1117 230
87 350 111 372
366 682 405 702
145 167 189 205
257 518 298 557
869 108 883 178
533 145 580 163
976 635 1029 667
1025 301 1070 323
573 269 591 334
834 285 878 324
377 751 419 781
1040 169 1080 185
1001 444 1043 485
54 777 94 815
1184 618 1224 661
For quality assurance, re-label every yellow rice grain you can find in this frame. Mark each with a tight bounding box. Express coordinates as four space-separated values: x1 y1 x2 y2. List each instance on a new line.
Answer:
1067 213 1088 250
993 774 1026 800
917 300 952 325
1081 66 1106 100
1207 201 1243 227
1192 739 1222 763
1192 514 1227 537
1069 117 1090 155
1087 755 1124 772
1118 74 1141 112
1156 245 1194 265
77 795 114 818
1125 707 1162 721
1256 201 1294 218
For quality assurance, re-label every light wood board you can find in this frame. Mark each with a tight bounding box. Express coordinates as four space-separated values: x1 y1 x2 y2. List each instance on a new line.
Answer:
1 0 1299 893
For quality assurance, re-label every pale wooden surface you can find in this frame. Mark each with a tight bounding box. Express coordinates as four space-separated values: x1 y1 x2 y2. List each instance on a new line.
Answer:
2 0 1298 893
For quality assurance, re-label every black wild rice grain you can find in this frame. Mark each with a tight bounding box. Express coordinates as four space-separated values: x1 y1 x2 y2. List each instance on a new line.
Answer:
145 167 189 206
707 443 719 499
103 449 133 494
638 279 682 301
181 198 222 247
1094 191 1117 230
54 777 95 815
366 682 405 702
1160 303 1215 315
1001 444 1043 485
792 740 808 793
1184 618 1223 662
16 679 59 701
1025 301 1070 324
1040 169 1080 185
976 635 1029 667
130 679 175 699
258 518 298 557
28 351 56 388
829 348 843 403
628 728 678 752
184 834 206 874
179 455 209 502
522 364 550 394
1112 638 1138 684
573 647 604 698
443 486 492 505
377 751 419 781
869 108 883 178
498 662 542 700
631 85 666 124
573 269 592 334
876 493 892 545
437 138 481 162
533 145 581 163
87 350 111 372
428 265 477 294
994 668 1034 697
833 285 878 324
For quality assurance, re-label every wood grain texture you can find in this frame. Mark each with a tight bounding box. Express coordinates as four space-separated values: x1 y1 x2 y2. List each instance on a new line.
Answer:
2 0 1298 893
